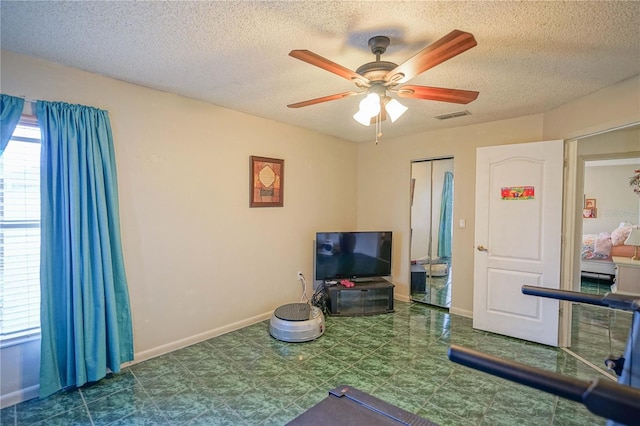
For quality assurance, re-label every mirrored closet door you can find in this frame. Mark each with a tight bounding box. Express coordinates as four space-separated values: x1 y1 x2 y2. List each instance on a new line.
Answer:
410 157 454 308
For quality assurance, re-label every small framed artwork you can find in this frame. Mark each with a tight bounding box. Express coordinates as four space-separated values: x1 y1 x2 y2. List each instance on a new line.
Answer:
501 186 535 200
250 156 284 207
585 198 596 209
583 208 597 219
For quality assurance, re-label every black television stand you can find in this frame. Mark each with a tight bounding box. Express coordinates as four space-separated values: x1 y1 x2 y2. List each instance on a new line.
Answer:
352 277 377 283
326 278 394 316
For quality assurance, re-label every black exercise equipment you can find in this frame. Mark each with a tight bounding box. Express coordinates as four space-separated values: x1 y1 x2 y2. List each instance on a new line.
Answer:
448 344 640 425
522 285 640 391
286 385 437 425
448 286 640 426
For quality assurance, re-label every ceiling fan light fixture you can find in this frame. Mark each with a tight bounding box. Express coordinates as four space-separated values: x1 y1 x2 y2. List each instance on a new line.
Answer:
384 98 408 123
353 109 372 126
359 93 381 117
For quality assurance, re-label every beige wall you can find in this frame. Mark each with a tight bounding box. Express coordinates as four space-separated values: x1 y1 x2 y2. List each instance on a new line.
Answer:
1 49 639 406
583 163 640 234
356 115 545 316
578 127 640 237
357 75 640 317
1 50 358 406
543 75 640 140
577 126 640 158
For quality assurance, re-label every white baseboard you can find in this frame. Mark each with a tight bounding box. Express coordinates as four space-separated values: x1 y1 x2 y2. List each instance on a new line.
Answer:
124 310 273 366
0 385 39 409
449 306 473 318
394 294 411 303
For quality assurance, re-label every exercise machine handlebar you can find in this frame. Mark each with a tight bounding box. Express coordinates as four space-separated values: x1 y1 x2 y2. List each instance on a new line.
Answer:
521 285 640 312
448 344 640 425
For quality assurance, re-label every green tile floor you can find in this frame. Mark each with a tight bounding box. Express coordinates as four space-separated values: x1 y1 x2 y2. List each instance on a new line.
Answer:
411 270 452 307
410 260 452 308
1 291 631 425
569 278 632 378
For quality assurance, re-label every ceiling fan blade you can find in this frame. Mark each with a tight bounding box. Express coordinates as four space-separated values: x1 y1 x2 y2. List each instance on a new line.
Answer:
287 91 360 108
398 85 479 104
386 30 477 84
289 50 368 84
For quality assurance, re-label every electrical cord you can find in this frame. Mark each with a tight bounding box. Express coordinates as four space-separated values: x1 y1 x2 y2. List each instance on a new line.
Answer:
298 272 329 313
311 282 329 314
299 273 310 304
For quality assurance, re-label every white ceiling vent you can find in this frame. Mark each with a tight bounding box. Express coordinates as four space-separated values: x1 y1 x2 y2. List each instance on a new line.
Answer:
434 110 471 120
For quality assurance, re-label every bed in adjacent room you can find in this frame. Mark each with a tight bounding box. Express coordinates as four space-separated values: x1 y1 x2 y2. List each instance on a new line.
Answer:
581 224 637 279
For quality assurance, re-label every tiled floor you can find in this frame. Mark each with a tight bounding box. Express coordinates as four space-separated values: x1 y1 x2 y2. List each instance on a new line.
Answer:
410 262 452 308
411 274 452 307
570 279 632 376
1 292 631 425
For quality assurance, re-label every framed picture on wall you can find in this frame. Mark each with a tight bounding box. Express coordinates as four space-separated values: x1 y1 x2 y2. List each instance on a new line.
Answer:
583 208 597 218
250 156 284 207
585 198 596 208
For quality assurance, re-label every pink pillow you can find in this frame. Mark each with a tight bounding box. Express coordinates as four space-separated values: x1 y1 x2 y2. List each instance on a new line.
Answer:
611 225 637 246
594 232 612 256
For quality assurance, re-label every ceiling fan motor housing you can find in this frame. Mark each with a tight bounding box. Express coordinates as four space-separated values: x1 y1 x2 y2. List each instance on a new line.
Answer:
355 36 398 84
368 35 390 55
356 61 398 83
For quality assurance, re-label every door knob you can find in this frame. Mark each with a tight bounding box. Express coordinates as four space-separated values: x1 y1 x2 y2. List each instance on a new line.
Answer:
477 245 488 252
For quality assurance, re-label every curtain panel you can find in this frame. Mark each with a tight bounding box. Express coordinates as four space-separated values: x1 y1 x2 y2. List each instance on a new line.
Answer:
437 171 454 259
36 101 134 398
0 94 25 156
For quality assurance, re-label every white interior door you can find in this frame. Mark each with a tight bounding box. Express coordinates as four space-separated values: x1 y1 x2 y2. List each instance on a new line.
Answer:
473 140 563 346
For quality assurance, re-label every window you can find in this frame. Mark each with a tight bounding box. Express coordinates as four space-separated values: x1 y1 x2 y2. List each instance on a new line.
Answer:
0 117 41 340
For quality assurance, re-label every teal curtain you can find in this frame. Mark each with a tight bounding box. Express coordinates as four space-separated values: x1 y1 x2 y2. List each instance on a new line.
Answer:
36 101 134 398
1 94 25 155
437 171 453 259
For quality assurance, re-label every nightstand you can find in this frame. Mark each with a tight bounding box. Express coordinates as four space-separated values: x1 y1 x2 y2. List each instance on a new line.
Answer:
612 257 640 294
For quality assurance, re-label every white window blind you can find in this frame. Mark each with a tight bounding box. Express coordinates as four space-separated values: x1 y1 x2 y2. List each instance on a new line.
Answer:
0 118 41 340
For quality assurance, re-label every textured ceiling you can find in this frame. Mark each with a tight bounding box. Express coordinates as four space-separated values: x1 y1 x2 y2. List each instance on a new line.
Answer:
1 1 639 142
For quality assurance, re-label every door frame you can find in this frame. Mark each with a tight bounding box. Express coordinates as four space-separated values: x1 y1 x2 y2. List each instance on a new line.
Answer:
560 121 640 347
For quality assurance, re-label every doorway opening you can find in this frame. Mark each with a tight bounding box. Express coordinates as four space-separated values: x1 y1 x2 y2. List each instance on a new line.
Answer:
567 124 640 375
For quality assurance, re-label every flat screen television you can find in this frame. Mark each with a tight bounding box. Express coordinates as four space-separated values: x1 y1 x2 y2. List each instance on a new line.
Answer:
315 231 392 281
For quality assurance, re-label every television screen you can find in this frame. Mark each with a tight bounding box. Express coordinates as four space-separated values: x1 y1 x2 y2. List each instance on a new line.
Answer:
315 231 392 281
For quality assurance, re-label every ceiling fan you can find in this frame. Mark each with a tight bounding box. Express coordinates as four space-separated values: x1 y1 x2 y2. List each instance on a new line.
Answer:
287 30 479 128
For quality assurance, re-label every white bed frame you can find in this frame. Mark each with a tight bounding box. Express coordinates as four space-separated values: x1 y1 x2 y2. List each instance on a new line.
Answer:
580 258 615 279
